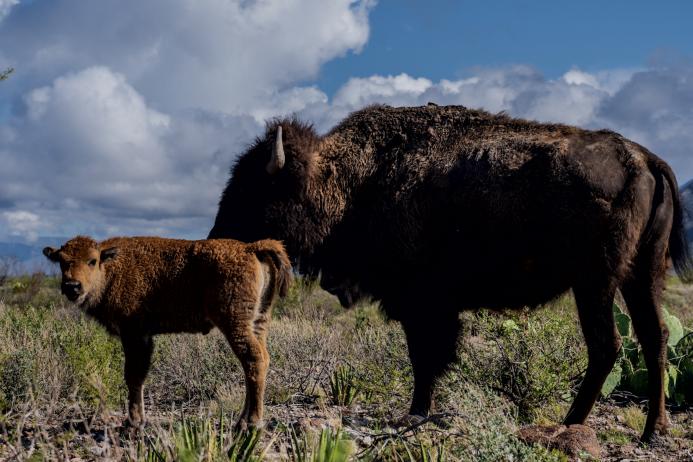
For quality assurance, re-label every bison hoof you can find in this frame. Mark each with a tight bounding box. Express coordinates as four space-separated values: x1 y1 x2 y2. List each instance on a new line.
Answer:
395 414 426 428
639 432 667 447
640 417 669 445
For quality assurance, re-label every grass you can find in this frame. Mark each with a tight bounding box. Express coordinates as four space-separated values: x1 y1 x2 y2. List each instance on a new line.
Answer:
617 406 646 435
598 428 631 445
0 275 692 460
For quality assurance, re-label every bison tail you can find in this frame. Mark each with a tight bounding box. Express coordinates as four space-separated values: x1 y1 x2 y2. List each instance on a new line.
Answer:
250 240 293 298
649 157 693 283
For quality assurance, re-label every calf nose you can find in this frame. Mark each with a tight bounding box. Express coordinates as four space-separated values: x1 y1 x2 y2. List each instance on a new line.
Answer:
61 280 82 295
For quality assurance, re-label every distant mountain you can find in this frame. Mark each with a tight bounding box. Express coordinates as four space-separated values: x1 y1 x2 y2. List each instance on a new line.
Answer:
682 180 693 247
0 237 65 274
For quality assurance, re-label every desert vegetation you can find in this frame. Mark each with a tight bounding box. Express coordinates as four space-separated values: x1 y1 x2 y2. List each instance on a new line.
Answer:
1 275 691 460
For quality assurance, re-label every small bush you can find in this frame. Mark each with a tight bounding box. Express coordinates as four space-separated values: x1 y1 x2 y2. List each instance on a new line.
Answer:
0 349 35 409
0 256 17 286
458 301 586 423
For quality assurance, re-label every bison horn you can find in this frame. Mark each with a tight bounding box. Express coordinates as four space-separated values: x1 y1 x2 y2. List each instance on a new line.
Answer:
266 125 285 174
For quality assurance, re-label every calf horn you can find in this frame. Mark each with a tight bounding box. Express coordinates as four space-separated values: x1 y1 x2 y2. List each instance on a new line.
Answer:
266 125 285 174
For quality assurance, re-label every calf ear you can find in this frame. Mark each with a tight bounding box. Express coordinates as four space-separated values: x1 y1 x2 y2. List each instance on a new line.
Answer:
43 247 60 262
100 247 118 263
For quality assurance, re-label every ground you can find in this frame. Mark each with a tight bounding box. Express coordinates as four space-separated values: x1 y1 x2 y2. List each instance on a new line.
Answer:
0 274 691 461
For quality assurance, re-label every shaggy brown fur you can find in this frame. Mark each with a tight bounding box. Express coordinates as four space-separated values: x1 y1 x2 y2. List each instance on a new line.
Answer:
209 104 692 442
43 236 292 429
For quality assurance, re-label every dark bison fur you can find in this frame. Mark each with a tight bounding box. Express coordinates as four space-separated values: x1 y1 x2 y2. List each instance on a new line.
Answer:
209 104 692 442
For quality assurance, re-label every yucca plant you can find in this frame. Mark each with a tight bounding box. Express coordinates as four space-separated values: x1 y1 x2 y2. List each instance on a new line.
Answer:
328 364 360 407
289 427 354 462
136 410 263 462
228 427 263 461
358 435 448 462
174 417 221 461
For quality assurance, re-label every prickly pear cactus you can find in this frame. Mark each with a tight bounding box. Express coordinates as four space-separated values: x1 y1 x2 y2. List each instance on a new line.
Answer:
601 303 693 406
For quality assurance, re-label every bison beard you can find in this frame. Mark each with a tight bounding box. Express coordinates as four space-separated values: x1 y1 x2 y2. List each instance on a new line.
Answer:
209 104 693 442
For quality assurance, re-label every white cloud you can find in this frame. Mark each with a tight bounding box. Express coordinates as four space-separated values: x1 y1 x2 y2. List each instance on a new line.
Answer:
596 66 693 182
4 61 693 242
305 65 693 182
0 66 264 240
2 210 40 242
0 0 374 241
334 74 433 107
562 69 599 88
0 0 692 243
0 0 18 23
319 66 611 125
0 0 373 114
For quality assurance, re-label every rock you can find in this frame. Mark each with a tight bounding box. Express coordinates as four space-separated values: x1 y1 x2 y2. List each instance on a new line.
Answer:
518 424 601 460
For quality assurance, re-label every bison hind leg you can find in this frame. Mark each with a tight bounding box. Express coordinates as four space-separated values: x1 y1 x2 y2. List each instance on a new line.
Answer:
619 236 671 441
563 281 621 427
619 167 673 442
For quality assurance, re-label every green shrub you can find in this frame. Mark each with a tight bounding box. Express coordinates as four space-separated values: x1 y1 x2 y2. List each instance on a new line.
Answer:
54 314 125 406
458 303 586 422
0 349 35 409
0 302 124 408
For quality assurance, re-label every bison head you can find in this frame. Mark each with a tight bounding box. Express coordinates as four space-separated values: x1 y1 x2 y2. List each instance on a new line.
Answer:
319 271 366 309
209 120 332 274
43 236 117 306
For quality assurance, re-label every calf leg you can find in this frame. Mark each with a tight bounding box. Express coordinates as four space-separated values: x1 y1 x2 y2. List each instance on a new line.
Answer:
563 284 620 426
401 310 461 420
219 323 268 431
121 332 153 428
253 311 272 375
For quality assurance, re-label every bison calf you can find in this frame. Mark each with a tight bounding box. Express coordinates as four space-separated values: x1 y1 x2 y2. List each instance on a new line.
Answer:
43 236 291 430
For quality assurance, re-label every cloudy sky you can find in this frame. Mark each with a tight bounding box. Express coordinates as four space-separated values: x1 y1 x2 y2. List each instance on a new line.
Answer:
1 0 692 243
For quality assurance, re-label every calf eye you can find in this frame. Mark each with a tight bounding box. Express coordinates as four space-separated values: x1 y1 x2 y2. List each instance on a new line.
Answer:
88 259 97 267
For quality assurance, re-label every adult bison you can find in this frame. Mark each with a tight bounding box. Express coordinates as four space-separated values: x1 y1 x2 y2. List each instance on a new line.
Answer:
209 104 692 442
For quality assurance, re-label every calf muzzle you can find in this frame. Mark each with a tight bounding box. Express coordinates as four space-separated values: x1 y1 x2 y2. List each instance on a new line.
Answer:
61 280 83 301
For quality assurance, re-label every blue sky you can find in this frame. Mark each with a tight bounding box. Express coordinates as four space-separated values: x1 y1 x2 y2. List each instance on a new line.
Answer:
0 0 692 242
317 1 693 94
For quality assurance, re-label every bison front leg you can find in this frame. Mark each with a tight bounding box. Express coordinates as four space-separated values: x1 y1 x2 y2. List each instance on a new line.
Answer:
121 332 153 428
400 311 461 424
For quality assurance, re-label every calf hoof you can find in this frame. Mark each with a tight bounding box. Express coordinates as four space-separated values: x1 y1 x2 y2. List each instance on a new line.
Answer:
124 417 146 431
234 418 264 433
